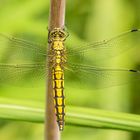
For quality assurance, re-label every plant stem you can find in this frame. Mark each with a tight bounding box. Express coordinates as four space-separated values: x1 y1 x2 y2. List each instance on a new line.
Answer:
45 0 66 140
49 0 66 29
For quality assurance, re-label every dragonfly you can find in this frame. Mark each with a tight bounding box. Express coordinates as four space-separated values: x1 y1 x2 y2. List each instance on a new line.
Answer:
0 28 140 131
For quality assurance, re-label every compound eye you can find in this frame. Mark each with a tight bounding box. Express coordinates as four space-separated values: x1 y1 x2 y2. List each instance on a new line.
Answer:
59 34 62 38
59 32 64 38
52 32 56 37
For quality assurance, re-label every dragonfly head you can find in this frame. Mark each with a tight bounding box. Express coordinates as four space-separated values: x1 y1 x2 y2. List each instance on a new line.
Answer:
48 28 69 42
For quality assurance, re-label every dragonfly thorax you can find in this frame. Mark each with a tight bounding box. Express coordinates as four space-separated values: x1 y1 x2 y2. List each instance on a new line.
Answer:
52 40 65 51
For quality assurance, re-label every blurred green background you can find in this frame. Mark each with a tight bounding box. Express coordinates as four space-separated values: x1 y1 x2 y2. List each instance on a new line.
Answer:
0 0 140 140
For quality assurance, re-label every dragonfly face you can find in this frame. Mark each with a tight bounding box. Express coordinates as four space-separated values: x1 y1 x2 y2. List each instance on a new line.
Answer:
48 28 68 43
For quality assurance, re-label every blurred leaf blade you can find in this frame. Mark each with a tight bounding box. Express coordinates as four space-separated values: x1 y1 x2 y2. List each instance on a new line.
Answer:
0 98 140 132
67 106 140 132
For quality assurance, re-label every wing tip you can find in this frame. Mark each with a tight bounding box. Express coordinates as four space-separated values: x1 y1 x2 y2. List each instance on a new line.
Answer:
129 69 140 73
131 29 139 32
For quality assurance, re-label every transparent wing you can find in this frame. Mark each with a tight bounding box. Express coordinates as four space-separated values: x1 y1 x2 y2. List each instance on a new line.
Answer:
0 30 140 88
0 33 46 63
0 33 47 87
0 63 46 87
65 63 140 89
67 29 140 63
65 29 140 89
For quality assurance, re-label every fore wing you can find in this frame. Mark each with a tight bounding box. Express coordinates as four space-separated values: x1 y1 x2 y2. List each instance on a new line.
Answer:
67 29 140 63
0 33 46 63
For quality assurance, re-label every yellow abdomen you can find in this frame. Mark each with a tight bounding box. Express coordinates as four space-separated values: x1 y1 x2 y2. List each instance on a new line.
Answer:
52 66 65 131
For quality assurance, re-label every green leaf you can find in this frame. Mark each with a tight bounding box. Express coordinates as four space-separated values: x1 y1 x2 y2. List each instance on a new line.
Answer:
0 98 140 132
